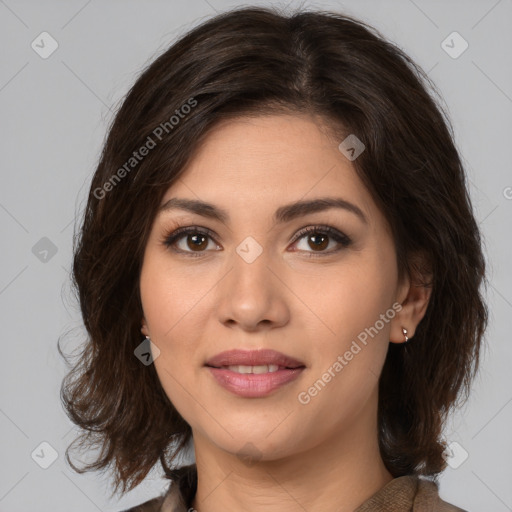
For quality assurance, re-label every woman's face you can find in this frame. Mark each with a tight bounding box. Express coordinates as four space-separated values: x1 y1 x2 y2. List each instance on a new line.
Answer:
139 113 411 463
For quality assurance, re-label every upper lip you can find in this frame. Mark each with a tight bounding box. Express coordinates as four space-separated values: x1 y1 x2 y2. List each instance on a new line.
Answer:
205 349 305 369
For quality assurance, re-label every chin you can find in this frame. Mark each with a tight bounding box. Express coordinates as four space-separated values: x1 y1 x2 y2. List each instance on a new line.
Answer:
197 420 306 463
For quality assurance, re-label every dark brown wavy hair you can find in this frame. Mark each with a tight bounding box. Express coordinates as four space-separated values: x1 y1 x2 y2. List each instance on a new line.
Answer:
59 5 488 498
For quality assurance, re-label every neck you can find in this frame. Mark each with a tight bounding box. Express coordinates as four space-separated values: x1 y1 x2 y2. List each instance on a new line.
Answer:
190 393 393 512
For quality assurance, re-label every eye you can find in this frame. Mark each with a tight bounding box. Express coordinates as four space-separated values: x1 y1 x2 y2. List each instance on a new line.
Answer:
290 225 352 257
162 226 220 257
161 224 352 258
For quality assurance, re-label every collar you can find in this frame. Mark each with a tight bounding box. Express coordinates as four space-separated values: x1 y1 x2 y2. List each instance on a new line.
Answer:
151 465 466 512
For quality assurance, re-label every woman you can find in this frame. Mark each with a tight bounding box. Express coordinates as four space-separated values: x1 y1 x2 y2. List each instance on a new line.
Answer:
59 6 488 512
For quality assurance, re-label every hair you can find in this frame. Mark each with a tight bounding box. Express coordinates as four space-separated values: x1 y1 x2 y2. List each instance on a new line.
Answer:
59 5 488 498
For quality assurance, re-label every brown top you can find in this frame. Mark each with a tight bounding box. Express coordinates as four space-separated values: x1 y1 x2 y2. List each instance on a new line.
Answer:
121 465 467 512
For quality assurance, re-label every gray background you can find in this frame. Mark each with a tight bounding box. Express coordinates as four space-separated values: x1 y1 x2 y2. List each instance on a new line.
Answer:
1 0 511 511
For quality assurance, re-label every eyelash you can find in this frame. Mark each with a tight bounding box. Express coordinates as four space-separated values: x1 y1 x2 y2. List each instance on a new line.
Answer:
161 224 352 259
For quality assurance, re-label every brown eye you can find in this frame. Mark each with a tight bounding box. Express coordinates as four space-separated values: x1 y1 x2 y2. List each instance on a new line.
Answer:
163 227 220 257
306 233 329 251
185 233 209 251
291 225 352 256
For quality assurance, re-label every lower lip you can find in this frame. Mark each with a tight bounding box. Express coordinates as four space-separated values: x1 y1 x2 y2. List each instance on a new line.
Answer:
207 367 305 398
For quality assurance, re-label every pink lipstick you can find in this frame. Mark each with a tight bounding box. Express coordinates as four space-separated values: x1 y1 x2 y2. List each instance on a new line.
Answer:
205 349 305 398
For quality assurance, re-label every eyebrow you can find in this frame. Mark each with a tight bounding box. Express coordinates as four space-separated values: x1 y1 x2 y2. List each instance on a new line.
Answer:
158 196 368 225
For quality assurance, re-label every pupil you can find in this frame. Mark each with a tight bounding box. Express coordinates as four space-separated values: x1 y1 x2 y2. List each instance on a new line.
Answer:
189 234 207 250
310 234 328 251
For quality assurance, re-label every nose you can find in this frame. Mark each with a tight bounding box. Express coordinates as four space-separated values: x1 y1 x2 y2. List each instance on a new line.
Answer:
215 246 290 332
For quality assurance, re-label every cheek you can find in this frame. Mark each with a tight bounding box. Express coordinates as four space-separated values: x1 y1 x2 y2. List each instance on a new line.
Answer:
292 245 398 414
139 254 202 396
293 258 395 435
295 250 397 346
140 250 207 335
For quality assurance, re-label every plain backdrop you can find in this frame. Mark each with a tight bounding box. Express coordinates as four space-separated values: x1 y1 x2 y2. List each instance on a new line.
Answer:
1 0 511 511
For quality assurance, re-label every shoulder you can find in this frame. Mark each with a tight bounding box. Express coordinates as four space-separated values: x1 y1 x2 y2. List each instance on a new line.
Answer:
436 496 468 512
417 478 468 512
355 475 469 512
437 497 468 512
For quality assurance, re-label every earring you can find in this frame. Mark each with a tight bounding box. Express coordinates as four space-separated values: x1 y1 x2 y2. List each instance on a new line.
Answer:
402 327 409 343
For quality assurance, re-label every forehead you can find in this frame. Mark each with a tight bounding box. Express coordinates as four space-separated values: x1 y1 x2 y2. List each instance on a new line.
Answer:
161 114 378 226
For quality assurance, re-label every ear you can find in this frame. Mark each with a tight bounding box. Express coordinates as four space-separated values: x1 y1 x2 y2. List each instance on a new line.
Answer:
141 317 150 338
390 252 432 344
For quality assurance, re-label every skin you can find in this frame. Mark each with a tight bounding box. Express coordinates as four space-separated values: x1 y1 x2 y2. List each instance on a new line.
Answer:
139 113 431 512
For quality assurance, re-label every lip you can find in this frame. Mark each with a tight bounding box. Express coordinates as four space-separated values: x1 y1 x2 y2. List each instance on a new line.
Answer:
205 349 305 368
205 349 306 398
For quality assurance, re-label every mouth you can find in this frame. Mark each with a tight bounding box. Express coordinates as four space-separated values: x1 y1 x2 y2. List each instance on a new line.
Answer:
212 364 289 374
205 348 305 369
205 349 306 397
